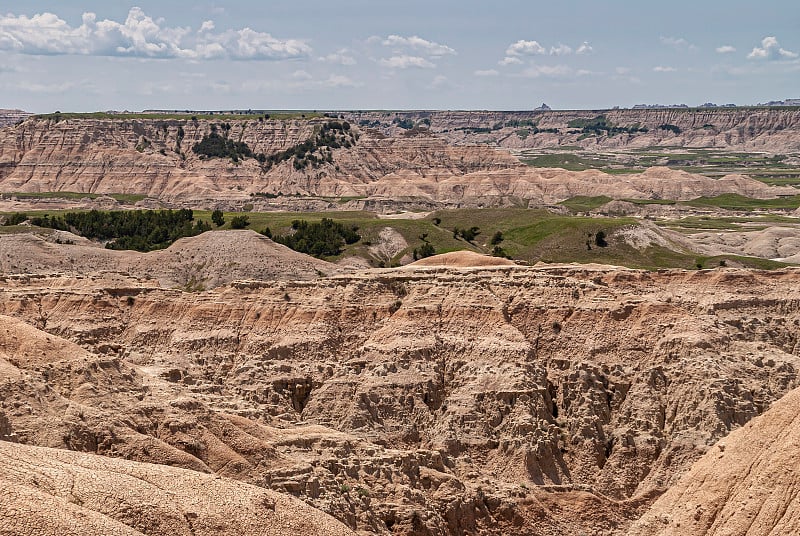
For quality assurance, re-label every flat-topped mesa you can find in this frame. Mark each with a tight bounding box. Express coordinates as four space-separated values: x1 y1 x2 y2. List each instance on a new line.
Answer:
346 108 800 151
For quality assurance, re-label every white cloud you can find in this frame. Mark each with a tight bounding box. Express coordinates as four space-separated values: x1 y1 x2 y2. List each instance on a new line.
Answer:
653 66 677 72
319 49 356 65
506 40 546 56
291 69 312 80
550 44 572 56
499 56 523 66
429 75 450 89
576 42 593 55
323 75 359 88
748 36 798 60
519 64 574 78
0 8 312 60
716 45 736 54
382 35 455 56
474 69 499 77
378 55 435 69
659 36 692 48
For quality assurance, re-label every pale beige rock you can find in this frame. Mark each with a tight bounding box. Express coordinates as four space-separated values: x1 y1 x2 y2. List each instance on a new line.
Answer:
408 250 516 267
0 116 795 209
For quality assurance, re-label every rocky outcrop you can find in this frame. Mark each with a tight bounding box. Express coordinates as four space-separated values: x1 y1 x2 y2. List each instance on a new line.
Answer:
1 263 800 534
628 385 800 535
0 117 519 205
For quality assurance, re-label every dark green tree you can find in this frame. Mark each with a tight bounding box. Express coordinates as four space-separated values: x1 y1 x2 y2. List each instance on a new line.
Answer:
211 209 225 227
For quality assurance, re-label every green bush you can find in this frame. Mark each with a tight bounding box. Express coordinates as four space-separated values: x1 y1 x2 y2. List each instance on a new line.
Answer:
192 132 254 162
230 215 250 229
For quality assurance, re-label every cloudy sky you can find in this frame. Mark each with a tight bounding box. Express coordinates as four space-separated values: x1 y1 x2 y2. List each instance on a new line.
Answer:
1 1 798 112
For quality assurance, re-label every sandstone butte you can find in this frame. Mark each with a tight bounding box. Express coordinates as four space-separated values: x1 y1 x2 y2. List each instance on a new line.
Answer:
1 228 800 534
0 110 798 209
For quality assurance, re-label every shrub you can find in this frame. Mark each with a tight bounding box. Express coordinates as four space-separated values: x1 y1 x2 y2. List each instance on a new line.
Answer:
594 230 608 248
413 242 436 260
230 215 250 229
3 212 28 226
192 132 254 162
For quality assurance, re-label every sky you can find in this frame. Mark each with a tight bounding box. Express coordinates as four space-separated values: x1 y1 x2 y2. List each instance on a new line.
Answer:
0 1 798 112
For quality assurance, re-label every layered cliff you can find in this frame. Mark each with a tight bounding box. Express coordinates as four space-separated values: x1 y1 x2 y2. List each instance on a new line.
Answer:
0 112 796 208
347 109 800 152
1 256 799 534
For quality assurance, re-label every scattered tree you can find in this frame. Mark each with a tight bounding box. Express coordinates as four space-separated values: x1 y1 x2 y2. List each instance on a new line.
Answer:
211 209 225 227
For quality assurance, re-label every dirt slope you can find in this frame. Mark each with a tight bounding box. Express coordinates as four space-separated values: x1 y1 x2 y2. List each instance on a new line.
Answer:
0 440 355 536
628 385 800 536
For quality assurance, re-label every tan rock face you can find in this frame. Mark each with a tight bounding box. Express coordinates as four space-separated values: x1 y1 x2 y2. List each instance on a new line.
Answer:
1 262 799 535
0 114 795 209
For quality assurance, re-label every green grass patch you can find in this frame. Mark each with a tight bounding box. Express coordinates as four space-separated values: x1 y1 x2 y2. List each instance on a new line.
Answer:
685 194 800 211
559 196 612 212
4 192 147 204
2 206 795 270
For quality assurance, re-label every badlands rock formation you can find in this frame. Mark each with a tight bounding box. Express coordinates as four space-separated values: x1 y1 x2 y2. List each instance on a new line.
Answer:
0 114 795 208
2 250 800 534
629 385 800 535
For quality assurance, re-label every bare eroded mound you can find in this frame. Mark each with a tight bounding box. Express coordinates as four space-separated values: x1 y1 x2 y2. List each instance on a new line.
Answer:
0 440 355 536
0 229 339 288
628 385 800 535
408 250 516 267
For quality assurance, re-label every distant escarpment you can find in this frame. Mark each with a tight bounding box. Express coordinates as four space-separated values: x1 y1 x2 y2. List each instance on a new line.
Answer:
0 109 31 128
347 108 800 152
0 111 796 209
